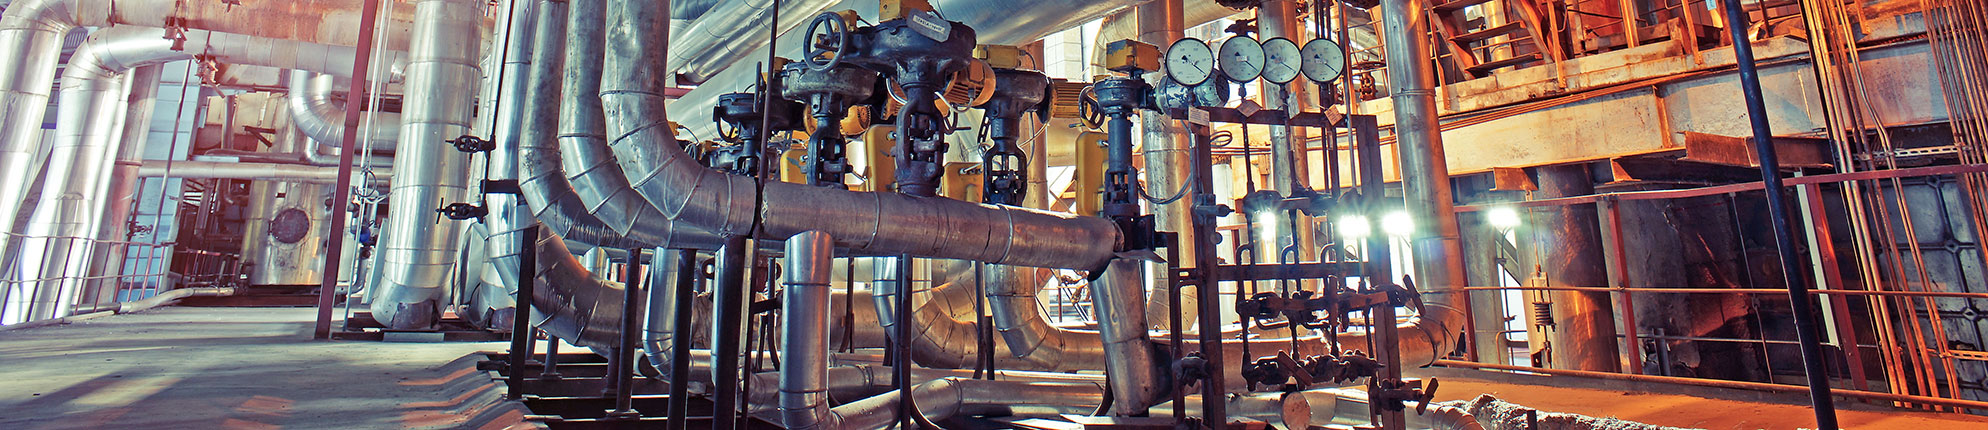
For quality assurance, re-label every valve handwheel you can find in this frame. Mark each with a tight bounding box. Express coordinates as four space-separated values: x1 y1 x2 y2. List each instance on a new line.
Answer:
804 12 851 72
1077 86 1105 130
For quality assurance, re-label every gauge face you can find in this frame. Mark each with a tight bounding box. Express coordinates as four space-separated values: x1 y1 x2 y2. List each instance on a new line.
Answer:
1217 36 1264 83
1260 37 1301 84
1164 38 1214 86
1300 38 1347 83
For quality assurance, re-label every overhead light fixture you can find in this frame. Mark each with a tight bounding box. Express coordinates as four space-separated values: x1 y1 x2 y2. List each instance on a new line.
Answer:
1381 211 1414 238
1488 206 1522 230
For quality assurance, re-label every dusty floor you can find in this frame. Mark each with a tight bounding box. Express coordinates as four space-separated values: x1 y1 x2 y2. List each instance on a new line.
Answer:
1411 366 1988 430
0 307 526 430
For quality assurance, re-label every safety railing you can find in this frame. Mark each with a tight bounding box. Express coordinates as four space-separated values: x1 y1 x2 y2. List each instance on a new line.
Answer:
0 232 238 328
1450 162 1988 411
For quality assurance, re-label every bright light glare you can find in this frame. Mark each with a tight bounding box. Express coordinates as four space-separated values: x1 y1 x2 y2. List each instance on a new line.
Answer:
1337 215 1371 239
1255 211 1279 245
1381 211 1414 237
1487 206 1522 230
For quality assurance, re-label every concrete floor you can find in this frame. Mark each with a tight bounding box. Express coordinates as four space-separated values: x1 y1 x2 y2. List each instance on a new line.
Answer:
0 307 527 430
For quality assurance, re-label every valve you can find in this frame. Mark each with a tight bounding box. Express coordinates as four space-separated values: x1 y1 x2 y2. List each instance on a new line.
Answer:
437 202 487 220
1172 352 1210 389
450 135 494 153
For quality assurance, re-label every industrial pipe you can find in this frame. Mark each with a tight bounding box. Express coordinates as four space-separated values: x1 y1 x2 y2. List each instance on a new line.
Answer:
602 0 1121 270
779 231 835 430
15 25 393 321
1091 258 1165 415
137 160 393 184
370 0 487 329
1379 0 1467 306
78 64 160 308
825 377 1108 430
475 0 540 327
288 70 403 152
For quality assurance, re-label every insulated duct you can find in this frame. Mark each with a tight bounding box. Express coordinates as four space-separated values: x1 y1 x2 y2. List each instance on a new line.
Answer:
288 70 403 152
15 25 389 321
1091 258 1165 415
479 0 539 305
822 378 1108 430
137 160 394 184
370 0 487 329
603 0 1120 270
780 231 836 430
0 0 419 264
79 64 159 308
1378 0 1466 306
872 259 1101 372
559 0 712 245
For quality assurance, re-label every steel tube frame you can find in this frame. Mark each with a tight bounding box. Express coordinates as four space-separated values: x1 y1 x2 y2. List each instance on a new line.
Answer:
315 0 387 339
1719 0 1836 427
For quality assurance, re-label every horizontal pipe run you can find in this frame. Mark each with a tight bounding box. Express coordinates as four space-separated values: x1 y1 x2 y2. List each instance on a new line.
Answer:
1457 285 1988 300
1434 360 1988 413
137 160 392 184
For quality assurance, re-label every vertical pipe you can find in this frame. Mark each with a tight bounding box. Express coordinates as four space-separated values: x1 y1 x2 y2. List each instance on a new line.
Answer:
711 236 751 430
1379 0 1466 307
667 250 698 430
779 231 834 430
1136 1 1198 330
1092 258 1162 415
612 248 644 417
507 224 540 398
1719 1 1837 427
317 0 387 339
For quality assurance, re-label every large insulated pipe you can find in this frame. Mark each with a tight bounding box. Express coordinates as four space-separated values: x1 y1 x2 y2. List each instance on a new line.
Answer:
1132 0 1199 331
370 0 487 329
288 70 402 152
826 378 1108 430
80 64 160 307
779 231 835 430
559 0 707 243
137 160 394 183
480 0 539 304
1259 0 1313 194
603 0 1120 270
16 25 387 320
0 0 418 262
1091 258 1165 415
1379 0 1466 305
666 0 837 84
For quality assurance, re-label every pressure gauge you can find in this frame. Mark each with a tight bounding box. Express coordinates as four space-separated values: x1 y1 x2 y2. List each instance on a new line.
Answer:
1300 38 1347 83
1164 38 1214 86
1217 35 1264 83
1260 37 1301 84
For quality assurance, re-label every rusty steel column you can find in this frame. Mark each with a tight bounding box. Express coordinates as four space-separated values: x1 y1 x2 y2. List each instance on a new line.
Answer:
1535 164 1619 372
315 0 387 339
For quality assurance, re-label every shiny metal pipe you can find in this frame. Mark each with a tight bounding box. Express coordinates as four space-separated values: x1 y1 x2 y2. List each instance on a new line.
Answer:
827 377 1107 430
288 70 404 152
481 0 539 306
666 0 837 84
1133 0 1198 331
528 229 629 349
559 0 713 247
1379 0 1465 306
370 0 487 329
603 0 1119 270
869 257 902 333
1259 0 1313 194
1091 258 1164 415
19 25 389 318
515 0 624 250
898 260 1099 372
80 64 159 306
982 264 1107 369
137 160 393 184
779 231 834 430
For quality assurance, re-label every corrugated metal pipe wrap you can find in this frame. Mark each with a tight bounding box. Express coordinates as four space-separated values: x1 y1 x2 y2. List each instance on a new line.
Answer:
779 231 835 430
514 0 633 251
480 0 540 316
559 0 720 248
664 0 837 84
1090 258 1166 415
983 264 1107 368
600 0 1119 269
528 228 626 349
370 0 486 329
17 25 392 319
288 70 403 152
828 377 1109 430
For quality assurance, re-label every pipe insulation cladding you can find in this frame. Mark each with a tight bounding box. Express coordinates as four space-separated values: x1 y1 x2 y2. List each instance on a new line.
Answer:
370 0 487 329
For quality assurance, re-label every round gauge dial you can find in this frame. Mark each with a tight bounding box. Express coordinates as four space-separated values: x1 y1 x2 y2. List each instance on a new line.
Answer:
1300 38 1348 83
1260 37 1301 84
1164 38 1214 86
1217 36 1264 83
